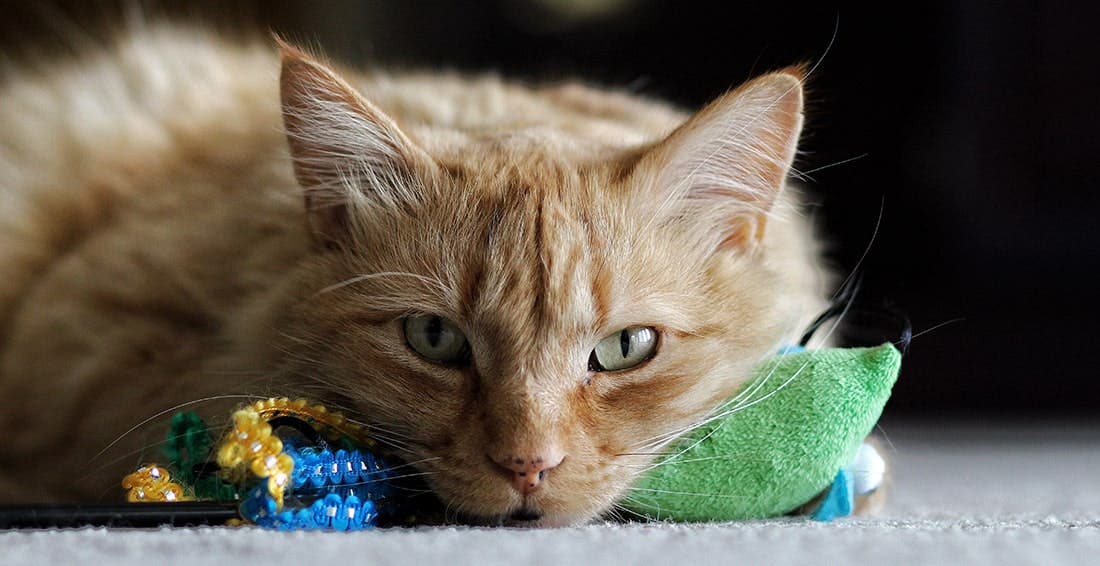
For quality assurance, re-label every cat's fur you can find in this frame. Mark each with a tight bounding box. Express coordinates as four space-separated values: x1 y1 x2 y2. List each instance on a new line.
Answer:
0 25 831 525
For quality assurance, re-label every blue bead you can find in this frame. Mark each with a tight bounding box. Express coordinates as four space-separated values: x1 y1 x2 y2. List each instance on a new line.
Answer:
290 508 313 529
360 499 377 529
322 493 343 528
357 457 371 484
272 510 296 530
345 451 364 484
346 495 363 530
332 449 350 485
310 498 328 527
331 497 351 530
239 486 278 524
285 446 308 489
312 451 333 488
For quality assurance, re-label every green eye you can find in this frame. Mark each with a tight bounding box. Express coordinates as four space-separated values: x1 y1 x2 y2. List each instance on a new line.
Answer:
589 326 659 372
403 315 470 365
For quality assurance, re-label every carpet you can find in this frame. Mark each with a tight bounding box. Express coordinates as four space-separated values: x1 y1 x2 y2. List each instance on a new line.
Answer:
2 421 1098 565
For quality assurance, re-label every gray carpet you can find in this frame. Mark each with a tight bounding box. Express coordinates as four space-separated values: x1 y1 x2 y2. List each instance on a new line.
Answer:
2 421 1098 565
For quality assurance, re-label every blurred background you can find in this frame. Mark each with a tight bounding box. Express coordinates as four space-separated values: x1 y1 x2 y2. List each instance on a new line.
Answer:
2 1 1097 417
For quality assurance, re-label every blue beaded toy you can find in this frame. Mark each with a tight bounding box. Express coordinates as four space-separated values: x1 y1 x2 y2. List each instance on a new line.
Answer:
121 397 425 530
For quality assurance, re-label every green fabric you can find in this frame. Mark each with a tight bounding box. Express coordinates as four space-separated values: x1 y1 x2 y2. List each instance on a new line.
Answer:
163 411 212 486
623 343 901 521
162 411 238 501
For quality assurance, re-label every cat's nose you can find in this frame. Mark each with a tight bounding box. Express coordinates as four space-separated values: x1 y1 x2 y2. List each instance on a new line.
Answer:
492 450 565 495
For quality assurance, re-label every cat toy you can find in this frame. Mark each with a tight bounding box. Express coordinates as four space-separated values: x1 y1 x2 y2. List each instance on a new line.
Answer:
0 330 902 529
118 397 430 530
117 344 898 527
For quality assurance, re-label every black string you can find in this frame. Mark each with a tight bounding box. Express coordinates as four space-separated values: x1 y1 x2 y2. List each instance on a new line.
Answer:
799 272 912 354
799 273 864 347
0 502 240 529
266 416 324 445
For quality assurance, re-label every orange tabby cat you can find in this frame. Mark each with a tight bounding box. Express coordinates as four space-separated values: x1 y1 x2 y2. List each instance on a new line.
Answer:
0 25 830 525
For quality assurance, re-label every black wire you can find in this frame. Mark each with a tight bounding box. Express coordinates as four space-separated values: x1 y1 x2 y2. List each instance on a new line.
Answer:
0 502 240 529
799 272 912 353
799 273 864 347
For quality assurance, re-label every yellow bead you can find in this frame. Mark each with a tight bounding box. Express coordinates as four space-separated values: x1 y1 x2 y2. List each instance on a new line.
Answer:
250 454 274 477
162 484 187 502
218 442 245 467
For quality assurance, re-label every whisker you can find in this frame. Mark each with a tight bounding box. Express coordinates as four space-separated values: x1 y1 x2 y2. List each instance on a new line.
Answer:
339 469 437 488
625 486 753 499
908 317 965 341
831 195 884 305
874 423 898 455
91 394 268 464
630 307 818 452
613 453 775 475
609 501 652 522
616 494 666 517
798 152 869 177
313 271 449 298
630 283 859 459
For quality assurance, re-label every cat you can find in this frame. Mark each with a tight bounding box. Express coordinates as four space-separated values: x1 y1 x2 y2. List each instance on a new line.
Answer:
0 24 834 526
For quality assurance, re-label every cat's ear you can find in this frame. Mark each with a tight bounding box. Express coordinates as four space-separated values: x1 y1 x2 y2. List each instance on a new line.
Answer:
278 39 432 249
636 68 804 253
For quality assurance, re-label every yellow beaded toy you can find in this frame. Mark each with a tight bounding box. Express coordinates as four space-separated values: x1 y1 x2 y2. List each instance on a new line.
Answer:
124 397 384 513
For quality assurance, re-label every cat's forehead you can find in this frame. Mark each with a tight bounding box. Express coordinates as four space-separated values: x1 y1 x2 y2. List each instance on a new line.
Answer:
423 124 633 174
425 157 680 340
444 156 602 332
360 133 696 343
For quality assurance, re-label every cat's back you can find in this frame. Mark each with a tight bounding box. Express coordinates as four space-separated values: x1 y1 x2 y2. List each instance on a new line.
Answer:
0 27 289 335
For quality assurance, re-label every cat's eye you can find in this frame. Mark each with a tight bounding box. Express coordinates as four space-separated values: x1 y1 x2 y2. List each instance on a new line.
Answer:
589 326 659 372
403 315 470 365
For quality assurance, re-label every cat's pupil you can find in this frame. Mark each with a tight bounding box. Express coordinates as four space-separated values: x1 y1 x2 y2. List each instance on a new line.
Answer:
620 329 630 358
426 316 442 348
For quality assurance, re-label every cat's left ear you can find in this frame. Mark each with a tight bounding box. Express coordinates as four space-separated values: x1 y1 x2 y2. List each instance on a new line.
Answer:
636 68 804 253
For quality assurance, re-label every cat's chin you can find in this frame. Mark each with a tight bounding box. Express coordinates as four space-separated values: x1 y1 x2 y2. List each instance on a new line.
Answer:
460 509 595 528
507 513 593 528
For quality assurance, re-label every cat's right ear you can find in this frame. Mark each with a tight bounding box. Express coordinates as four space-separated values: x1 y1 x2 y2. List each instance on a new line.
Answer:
278 39 432 250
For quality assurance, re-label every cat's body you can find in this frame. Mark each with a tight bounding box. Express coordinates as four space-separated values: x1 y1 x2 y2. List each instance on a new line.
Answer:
0 26 831 524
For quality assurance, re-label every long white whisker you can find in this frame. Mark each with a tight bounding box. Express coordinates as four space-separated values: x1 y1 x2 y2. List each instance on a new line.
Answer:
831 195 883 303
91 394 268 464
625 486 753 499
799 152 870 177
313 271 448 297
632 283 857 460
908 318 965 341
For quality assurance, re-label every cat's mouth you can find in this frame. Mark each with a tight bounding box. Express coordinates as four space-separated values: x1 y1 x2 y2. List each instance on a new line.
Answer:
459 507 586 528
508 507 543 522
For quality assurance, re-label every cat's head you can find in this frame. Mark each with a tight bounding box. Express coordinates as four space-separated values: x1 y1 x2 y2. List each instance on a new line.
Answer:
268 42 805 526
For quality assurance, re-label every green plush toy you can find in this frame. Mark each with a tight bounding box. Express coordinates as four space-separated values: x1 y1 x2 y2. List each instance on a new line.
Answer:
624 343 901 522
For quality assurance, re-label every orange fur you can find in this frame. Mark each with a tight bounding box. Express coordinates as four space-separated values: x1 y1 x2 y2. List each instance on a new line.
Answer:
0 25 830 524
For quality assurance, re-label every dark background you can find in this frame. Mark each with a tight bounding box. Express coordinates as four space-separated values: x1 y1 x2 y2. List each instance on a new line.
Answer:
3 1 1097 417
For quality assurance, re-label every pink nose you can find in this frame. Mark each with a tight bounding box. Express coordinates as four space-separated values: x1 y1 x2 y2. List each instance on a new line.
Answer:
494 452 565 495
